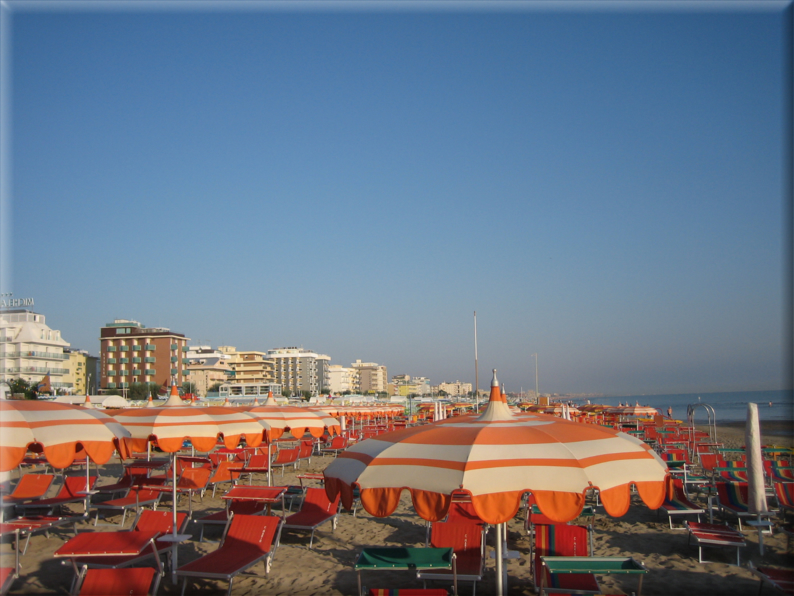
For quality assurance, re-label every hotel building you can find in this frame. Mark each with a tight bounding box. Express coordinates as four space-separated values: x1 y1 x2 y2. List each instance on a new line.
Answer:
351 359 388 394
218 346 275 386
0 308 71 392
99 319 189 390
266 347 331 396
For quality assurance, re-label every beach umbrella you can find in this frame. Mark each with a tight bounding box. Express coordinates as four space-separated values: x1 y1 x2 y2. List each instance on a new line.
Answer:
0 400 131 473
745 403 768 515
113 383 266 581
324 370 670 595
245 405 338 443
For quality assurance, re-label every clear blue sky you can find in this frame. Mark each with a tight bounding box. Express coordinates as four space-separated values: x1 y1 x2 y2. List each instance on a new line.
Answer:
3 2 790 396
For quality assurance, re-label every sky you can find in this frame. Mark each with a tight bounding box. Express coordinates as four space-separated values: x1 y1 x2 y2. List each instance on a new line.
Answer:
2 1 790 396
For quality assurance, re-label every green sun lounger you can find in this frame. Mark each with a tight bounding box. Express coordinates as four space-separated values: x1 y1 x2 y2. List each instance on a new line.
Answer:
355 547 457 596
539 556 647 596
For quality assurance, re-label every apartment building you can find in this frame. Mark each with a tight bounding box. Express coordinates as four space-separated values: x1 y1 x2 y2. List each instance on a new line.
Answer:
62 349 98 394
218 346 275 386
99 319 189 390
390 374 431 396
185 357 233 397
327 364 357 394
351 359 388 394
266 347 331 396
0 308 71 392
438 380 473 397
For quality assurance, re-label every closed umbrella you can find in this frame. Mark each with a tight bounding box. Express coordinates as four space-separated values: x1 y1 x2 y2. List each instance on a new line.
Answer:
324 370 670 595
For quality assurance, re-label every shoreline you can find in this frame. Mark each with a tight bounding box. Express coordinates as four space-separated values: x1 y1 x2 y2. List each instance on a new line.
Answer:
701 419 794 448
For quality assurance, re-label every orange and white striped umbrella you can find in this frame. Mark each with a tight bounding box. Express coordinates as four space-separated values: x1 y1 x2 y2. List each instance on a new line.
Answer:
606 404 659 417
246 405 339 442
324 370 669 525
113 384 265 453
0 400 131 472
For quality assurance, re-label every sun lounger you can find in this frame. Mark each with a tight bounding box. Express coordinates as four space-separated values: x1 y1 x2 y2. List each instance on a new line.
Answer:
208 461 239 498
531 524 599 594
0 567 15 596
195 499 266 542
1 474 55 508
71 510 188 575
15 476 97 516
660 478 705 529
73 566 159 596
271 447 299 477
321 436 348 457
685 521 746 566
747 562 794 595
355 547 457 596
775 482 794 519
297 440 314 468
537 556 647 596
92 487 162 527
282 487 340 548
176 513 283 596
713 467 749 483
418 521 486 595
5 513 80 548
715 482 768 531
232 453 270 484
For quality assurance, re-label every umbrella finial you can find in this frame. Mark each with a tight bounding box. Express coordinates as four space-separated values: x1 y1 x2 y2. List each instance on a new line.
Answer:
478 369 513 421
265 391 278 406
83 394 92 409
162 382 183 407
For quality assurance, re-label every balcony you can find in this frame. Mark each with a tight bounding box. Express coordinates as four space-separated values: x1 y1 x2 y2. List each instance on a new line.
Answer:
145 344 155 350
144 369 156 375
144 357 156 363
132 357 142 363
120 358 129 364
107 358 116 364
0 351 70 360
107 346 117 352
0 366 68 375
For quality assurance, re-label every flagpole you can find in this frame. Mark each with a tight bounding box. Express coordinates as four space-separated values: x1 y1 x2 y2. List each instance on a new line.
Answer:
474 311 479 413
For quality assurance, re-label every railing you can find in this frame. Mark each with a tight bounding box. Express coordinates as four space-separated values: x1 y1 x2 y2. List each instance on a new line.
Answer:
0 366 68 374
0 351 69 360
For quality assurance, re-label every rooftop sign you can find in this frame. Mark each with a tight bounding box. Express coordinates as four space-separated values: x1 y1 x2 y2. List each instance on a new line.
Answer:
0 294 34 309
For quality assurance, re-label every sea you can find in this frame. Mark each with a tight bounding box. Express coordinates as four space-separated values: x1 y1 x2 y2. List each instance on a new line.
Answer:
565 390 793 425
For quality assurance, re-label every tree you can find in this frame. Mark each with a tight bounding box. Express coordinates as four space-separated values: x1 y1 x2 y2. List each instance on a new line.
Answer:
438 389 449 397
148 383 161 399
282 389 292 398
301 390 312 401
128 382 150 401
207 382 223 395
5 378 36 399
181 381 197 395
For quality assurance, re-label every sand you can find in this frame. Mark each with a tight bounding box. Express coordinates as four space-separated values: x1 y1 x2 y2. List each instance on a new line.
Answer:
3 423 793 595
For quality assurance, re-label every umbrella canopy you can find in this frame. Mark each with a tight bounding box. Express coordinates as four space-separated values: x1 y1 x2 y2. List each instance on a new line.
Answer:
245 405 338 442
605 403 659 417
0 400 131 472
324 370 669 525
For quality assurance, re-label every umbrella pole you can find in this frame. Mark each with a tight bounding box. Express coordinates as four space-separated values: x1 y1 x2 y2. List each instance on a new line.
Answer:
494 522 504 596
171 451 178 583
267 443 272 487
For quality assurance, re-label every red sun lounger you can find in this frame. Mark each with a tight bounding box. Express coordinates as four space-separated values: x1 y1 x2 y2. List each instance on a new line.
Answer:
282 487 340 549
0 567 14 596
15 476 97 516
92 487 163 527
176 513 283 596
74 566 159 596
685 521 746 566
195 499 266 542
418 521 486 595
1 474 55 508
748 562 794 596
532 523 600 594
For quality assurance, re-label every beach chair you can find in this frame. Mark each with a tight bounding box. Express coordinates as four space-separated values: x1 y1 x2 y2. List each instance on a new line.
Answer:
297 440 314 468
747 562 794 595
698 453 726 473
70 510 188 576
1 515 80 555
92 486 162 527
176 513 283 596
446 495 487 527
660 478 705 529
73 566 159 596
16 475 97 516
531 524 599 594
774 483 794 519
685 521 746 566
282 487 340 548
195 499 267 542
321 436 348 457
715 482 767 531
208 461 239 498
713 467 749 483
233 453 270 485
418 521 486 595
93 474 147 499
1 474 55 507
271 447 300 478
769 467 794 484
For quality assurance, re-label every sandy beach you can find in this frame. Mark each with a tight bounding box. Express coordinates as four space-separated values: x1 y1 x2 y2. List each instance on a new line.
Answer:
3 422 793 595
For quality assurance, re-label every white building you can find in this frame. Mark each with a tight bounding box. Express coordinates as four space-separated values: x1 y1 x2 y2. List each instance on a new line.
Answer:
438 380 473 397
328 364 356 394
266 347 331 396
351 359 388 394
0 308 71 393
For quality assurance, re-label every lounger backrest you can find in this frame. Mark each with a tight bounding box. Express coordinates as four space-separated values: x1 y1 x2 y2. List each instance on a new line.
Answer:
77 567 156 596
129 487 162 503
533 523 590 581
221 514 280 554
716 482 749 509
60 476 97 498
430 521 483 554
299 441 313 459
208 453 225 468
330 436 346 450
774 482 794 507
246 454 268 468
178 467 211 490
301 487 339 515
210 461 235 484
9 474 54 499
273 448 299 465
134 509 188 535
699 453 724 471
